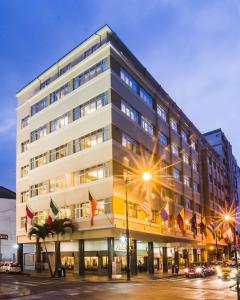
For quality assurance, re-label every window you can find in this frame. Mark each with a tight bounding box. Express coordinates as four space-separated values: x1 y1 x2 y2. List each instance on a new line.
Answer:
50 112 70 132
80 92 108 118
21 115 29 129
122 133 138 153
182 153 189 165
171 144 179 157
191 140 196 151
139 87 153 108
73 106 81 121
50 83 70 104
157 104 167 122
21 140 29 153
74 163 110 184
181 130 188 143
141 116 154 135
73 128 109 153
40 78 50 90
31 125 48 142
21 165 29 177
30 181 48 197
185 198 191 209
49 176 68 192
170 118 178 132
120 68 138 94
50 144 69 162
173 168 180 181
129 202 138 218
192 160 198 172
159 132 168 146
193 181 199 193
184 176 190 187
121 100 139 123
21 190 29 202
31 153 48 169
76 200 106 218
31 97 48 116
73 58 108 90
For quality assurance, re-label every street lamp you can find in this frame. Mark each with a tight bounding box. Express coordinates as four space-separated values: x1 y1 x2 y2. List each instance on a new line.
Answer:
223 213 239 300
124 170 152 281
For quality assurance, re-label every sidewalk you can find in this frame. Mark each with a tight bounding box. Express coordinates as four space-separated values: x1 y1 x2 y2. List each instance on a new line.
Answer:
26 270 185 283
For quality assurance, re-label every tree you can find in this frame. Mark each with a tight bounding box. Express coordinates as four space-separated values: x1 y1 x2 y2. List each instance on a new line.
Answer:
50 218 74 277
29 223 54 277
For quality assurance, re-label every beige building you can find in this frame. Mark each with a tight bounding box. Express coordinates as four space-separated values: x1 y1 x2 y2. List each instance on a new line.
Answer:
16 25 230 276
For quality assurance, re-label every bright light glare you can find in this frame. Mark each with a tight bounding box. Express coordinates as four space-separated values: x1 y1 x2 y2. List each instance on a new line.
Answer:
184 268 189 273
13 244 19 249
224 214 231 221
196 267 202 273
120 235 126 243
142 171 152 182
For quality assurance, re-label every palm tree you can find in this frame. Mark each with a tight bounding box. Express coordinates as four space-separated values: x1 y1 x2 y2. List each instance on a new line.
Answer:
29 223 54 277
51 218 74 277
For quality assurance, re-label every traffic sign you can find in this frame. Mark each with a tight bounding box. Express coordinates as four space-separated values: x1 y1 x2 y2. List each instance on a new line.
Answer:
0 234 8 240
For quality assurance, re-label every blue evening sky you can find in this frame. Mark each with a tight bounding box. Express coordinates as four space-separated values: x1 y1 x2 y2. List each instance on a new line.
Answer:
0 0 239 191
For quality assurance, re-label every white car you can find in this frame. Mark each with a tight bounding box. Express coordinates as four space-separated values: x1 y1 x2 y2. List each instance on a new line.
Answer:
0 263 21 273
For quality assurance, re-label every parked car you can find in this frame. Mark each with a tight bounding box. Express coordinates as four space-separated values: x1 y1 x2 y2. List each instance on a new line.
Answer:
0 263 22 273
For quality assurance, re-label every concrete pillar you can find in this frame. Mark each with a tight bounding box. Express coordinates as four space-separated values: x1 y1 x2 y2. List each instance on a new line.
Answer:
17 243 23 272
201 249 206 262
107 237 114 279
79 239 85 276
162 246 168 273
174 248 179 268
148 242 154 274
193 249 197 262
131 240 137 275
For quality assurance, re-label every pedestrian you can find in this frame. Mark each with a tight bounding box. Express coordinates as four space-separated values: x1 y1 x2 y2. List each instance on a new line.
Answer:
61 264 66 277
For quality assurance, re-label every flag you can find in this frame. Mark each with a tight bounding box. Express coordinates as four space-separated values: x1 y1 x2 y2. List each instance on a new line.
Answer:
176 208 184 232
48 199 59 225
199 217 207 237
140 200 152 220
89 191 97 226
190 213 197 233
216 226 222 241
223 227 234 244
207 222 215 239
160 202 170 225
26 205 34 219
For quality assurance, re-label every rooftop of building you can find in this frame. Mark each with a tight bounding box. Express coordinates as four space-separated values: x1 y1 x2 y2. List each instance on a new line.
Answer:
203 128 222 136
0 186 16 199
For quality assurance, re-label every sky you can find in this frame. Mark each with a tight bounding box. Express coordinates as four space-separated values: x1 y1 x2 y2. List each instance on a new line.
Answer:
0 0 239 191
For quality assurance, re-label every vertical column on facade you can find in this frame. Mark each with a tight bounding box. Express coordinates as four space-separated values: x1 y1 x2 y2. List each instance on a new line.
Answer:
174 248 179 269
17 243 23 272
148 242 154 274
107 237 114 279
79 239 85 276
131 239 137 275
162 246 168 273
193 248 197 262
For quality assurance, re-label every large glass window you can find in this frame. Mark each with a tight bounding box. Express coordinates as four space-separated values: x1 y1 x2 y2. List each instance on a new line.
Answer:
49 176 67 192
30 181 48 197
31 125 48 142
50 83 70 104
170 118 178 132
193 181 199 192
21 140 29 153
80 92 108 118
73 58 108 90
21 190 29 202
121 100 139 123
183 176 190 187
74 163 110 184
50 144 69 162
157 104 167 122
50 112 70 132
31 97 48 116
139 87 153 108
181 130 188 143
173 168 180 181
120 68 138 94
182 152 189 165
21 115 29 129
141 116 154 135
31 153 48 169
159 132 168 146
192 160 198 172
171 143 179 157
21 165 29 177
73 128 109 153
122 133 138 153
191 140 196 151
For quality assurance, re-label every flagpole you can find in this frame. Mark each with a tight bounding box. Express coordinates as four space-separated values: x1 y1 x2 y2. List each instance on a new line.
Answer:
215 234 218 261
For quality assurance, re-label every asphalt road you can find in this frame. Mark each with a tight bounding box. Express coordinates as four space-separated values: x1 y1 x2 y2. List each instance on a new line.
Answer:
0 273 236 300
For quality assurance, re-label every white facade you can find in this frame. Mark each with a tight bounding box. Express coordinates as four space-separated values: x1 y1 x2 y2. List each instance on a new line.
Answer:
0 197 16 261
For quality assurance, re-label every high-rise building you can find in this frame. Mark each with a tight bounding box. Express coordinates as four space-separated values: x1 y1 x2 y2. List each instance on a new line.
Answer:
16 25 232 276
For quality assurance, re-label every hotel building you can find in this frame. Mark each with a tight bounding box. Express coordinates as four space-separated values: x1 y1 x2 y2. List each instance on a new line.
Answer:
16 25 236 276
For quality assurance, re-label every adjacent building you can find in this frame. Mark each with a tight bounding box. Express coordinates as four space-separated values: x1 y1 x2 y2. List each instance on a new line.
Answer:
0 186 17 261
16 25 237 276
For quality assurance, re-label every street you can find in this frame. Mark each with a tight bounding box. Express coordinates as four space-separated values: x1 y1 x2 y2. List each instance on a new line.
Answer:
0 274 236 300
